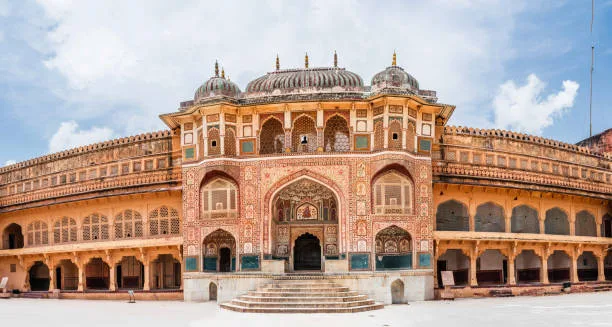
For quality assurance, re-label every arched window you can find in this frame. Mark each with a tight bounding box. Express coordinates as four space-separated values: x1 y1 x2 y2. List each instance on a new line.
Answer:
259 118 284 154
575 210 596 237
291 115 317 153
224 127 236 156
387 119 402 149
201 178 237 218
114 209 143 239
511 205 539 234
323 115 349 152
82 213 109 241
373 170 413 215
474 202 505 232
53 217 77 243
149 206 180 236
436 200 469 231
27 221 48 246
373 120 384 150
208 128 220 155
545 207 569 235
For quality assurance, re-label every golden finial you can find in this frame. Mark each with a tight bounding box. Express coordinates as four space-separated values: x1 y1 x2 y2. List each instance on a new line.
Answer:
221 67 225 79
305 52 309 68
214 60 219 77
392 51 397 66
334 50 338 68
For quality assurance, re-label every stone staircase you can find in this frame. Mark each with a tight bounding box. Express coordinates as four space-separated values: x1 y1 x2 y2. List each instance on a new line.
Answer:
220 276 384 313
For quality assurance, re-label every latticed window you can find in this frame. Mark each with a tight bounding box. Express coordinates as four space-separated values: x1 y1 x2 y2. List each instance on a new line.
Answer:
149 206 181 236
27 221 49 246
259 118 284 154
53 217 77 243
224 127 236 156
114 209 143 239
82 213 109 241
406 122 416 152
387 120 403 149
323 115 349 152
373 170 413 215
201 178 237 218
208 128 221 155
291 115 317 153
373 121 384 150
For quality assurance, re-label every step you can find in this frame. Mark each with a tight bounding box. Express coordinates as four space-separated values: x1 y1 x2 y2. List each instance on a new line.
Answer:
238 295 369 303
230 299 375 308
220 302 385 313
267 283 340 288
248 291 359 297
258 287 350 292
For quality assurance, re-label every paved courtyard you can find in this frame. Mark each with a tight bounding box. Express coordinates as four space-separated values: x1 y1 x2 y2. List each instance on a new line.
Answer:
2 292 612 327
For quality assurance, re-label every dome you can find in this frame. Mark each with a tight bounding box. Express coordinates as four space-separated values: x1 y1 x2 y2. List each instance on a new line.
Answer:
194 62 241 102
245 66 363 97
371 53 419 93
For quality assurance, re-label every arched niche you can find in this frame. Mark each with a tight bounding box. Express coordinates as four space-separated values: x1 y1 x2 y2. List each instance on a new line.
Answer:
375 225 412 270
511 205 539 234
202 229 236 272
436 200 469 231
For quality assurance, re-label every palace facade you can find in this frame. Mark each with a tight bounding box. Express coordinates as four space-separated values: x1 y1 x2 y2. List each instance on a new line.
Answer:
0 53 610 306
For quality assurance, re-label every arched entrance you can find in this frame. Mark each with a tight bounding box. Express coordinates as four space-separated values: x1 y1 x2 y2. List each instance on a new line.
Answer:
55 259 78 290
85 258 110 290
270 177 339 272
293 233 321 271
202 229 236 272
391 279 405 304
29 261 50 291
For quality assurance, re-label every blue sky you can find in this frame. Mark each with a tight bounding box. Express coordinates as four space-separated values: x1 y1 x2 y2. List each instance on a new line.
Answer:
0 0 610 165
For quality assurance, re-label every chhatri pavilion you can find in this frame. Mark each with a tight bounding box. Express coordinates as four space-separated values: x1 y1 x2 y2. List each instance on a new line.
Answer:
0 52 610 312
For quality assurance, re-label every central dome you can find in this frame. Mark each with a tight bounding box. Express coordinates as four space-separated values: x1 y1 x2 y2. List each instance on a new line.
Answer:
245 67 364 97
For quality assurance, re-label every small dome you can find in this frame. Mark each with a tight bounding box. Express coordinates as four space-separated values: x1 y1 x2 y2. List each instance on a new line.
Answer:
371 53 419 93
194 62 241 102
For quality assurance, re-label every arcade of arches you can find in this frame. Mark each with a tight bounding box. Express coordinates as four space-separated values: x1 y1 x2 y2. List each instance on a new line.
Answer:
434 186 612 290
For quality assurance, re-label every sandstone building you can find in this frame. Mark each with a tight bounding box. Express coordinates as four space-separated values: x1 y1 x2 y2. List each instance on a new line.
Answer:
0 53 610 308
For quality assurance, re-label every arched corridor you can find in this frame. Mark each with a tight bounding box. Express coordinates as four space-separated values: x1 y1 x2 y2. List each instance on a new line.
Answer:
116 256 143 289
577 251 598 281
55 259 78 290
515 250 541 284
29 261 50 291
437 249 469 287
85 258 110 290
547 251 570 283
151 254 181 289
476 249 507 285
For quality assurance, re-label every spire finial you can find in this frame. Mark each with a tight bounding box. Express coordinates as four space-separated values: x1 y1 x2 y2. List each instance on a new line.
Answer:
214 60 219 77
392 51 397 66
276 54 280 71
305 52 309 68
221 67 225 79
334 50 338 68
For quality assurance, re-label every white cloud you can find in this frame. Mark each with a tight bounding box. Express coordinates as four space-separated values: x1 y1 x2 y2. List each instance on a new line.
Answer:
48 121 114 153
4 160 16 166
0 0 10 17
493 74 579 135
34 0 526 134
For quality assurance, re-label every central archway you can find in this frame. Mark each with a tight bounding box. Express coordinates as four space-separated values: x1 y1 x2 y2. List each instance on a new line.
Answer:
293 233 322 271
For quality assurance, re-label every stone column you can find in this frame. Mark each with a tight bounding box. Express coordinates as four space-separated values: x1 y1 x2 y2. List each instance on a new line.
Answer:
541 255 549 284
505 215 511 233
507 254 516 285
470 253 478 287
539 218 545 234
570 254 579 283
284 129 292 152
143 260 150 291
48 265 55 291
220 112 225 155
77 264 84 291
598 254 606 282
109 263 116 291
